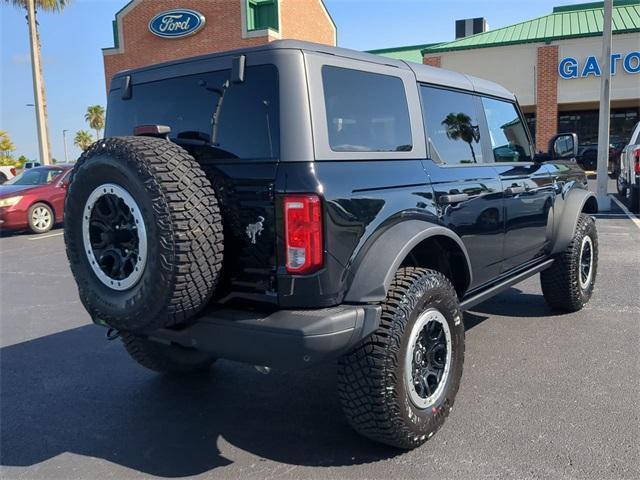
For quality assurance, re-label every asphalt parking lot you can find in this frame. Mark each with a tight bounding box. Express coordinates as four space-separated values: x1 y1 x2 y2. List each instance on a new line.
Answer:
1 190 639 480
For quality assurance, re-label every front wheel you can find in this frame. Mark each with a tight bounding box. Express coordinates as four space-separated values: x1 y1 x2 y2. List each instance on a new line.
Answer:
338 268 465 449
541 213 598 312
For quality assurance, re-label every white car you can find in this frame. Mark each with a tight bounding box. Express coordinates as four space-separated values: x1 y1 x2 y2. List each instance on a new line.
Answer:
617 121 640 213
0 166 17 184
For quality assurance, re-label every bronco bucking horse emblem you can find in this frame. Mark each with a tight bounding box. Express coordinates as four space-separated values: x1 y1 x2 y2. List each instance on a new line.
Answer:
246 216 265 244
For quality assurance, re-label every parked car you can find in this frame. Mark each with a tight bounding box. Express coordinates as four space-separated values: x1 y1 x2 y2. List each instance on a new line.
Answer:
0 165 17 184
23 161 42 169
577 142 620 171
617 121 640 212
63 40 598 450
0 165 72 234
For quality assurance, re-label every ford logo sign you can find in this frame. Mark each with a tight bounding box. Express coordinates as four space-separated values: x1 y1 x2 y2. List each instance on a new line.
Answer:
148 9 205 38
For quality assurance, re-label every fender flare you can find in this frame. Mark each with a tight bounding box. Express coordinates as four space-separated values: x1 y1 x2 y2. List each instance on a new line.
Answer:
550 189 598 255
344 220 472 303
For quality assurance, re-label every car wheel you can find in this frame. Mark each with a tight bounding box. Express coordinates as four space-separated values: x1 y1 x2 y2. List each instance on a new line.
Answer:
0 172 7 184
581 152 597 171
338 267 465 449
540 213 598 312
121 332 216 374
616 174 627 196
630 184 640 214
28 202 54 234
64 137 224 333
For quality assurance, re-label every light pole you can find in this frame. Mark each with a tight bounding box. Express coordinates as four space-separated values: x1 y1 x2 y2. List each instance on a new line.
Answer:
596 0 613 210
26 0 51 166
62 129 69 163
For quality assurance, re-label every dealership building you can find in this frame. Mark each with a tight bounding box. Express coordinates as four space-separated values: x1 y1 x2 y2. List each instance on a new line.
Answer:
103 0 639 150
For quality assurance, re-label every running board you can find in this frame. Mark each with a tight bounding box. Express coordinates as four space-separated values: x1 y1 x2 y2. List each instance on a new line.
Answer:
459 259 554 311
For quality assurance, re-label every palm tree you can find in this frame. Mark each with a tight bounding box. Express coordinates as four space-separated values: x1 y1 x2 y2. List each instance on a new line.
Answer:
74 130 93 152
85 105 105 140
5 0 72 165
441 112 480 163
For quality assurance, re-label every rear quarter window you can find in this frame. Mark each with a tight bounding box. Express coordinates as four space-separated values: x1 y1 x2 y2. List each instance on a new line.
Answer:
105 64 279 160
321 66 412 153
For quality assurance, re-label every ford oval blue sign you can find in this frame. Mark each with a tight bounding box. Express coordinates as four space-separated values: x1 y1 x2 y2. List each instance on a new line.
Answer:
148 9 205 38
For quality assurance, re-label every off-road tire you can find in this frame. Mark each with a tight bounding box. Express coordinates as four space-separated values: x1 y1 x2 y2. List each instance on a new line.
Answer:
28 202 54 234
541 213 598 312
121 332 216 374
338 268 465 450
64 137 223 332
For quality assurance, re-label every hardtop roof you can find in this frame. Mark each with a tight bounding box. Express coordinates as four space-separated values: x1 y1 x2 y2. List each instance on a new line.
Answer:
111 39 515 101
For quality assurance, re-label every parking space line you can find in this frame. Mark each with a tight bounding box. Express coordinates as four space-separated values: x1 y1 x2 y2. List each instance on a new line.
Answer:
26 232 64 241
609 194 640 231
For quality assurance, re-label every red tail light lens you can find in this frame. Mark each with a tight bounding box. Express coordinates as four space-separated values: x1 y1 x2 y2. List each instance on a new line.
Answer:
284 194 323 274
634 147 640 174
10 167 16 176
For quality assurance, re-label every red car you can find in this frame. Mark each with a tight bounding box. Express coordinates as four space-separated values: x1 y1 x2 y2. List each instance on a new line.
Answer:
0 165 73 234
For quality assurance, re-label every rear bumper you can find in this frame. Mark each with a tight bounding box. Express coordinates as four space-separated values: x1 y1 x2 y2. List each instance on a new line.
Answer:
149 304 381 369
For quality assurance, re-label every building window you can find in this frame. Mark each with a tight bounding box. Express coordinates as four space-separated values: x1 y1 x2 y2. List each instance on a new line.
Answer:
247 0 279 31
558 108 639 145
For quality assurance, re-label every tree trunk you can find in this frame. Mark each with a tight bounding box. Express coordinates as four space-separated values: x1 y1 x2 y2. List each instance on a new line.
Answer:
468 142 477 163
34 13 52 162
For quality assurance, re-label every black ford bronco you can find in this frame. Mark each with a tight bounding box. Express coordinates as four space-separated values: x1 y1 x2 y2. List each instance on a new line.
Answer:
64 40 598 449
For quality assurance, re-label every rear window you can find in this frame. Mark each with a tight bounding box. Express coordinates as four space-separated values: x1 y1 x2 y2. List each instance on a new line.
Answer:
321 66 412 152
106 65 279 160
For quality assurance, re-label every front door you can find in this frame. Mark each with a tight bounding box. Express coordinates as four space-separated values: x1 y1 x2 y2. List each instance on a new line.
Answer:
480 97 555 272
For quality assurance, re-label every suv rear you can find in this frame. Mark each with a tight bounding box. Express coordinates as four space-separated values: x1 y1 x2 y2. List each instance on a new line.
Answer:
64 40 598 450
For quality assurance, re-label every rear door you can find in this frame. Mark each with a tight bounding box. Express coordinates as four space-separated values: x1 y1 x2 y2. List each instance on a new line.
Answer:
480 96 555 272
420 85 505 288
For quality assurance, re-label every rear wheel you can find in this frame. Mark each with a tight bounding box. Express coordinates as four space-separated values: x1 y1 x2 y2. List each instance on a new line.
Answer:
28 203 54 234
338 268 464 449
122 332 216 374
616 174 627 196
0 172 7 184
64 137 223 333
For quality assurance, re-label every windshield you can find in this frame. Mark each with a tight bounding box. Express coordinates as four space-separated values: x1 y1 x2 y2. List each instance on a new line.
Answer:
6 168 63 186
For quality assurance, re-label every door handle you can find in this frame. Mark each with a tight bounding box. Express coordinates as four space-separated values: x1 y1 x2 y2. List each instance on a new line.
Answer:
439 193 469 205
505 186 526 195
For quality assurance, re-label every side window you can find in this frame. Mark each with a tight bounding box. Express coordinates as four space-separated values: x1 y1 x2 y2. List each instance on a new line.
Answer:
481 97 532 162
105 65 279 160
322 66 412 152
420 86 483 164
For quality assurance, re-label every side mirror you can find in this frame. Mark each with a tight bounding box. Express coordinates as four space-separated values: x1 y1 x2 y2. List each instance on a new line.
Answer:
548 133 578 160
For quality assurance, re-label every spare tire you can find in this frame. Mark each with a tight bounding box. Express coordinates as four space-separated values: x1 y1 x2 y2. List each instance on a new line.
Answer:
64 136 223 332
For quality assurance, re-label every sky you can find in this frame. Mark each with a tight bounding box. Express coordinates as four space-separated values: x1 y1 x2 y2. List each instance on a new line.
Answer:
1 0 593 162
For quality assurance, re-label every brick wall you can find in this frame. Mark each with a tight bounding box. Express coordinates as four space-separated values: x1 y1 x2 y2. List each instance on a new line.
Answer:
280 0 336 46
422 56 441 67
103 0 335 90
535 44 559 150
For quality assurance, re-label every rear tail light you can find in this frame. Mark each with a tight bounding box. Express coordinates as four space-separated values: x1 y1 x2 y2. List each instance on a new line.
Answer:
634 147 640 174
10 167 16 176
284 194 323 274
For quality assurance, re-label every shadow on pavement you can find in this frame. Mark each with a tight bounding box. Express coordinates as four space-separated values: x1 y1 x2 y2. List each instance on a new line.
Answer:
469 287 561 318
0 325 399 478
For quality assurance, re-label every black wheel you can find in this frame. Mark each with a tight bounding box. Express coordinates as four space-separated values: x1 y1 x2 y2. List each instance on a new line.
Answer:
630 184 640 214
0 172 7 184
64 137 223 333
28 202 54 234
581 151 597 171
541 213 598 312
121 332 216 374
338 267 465 450
616 174 627 196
